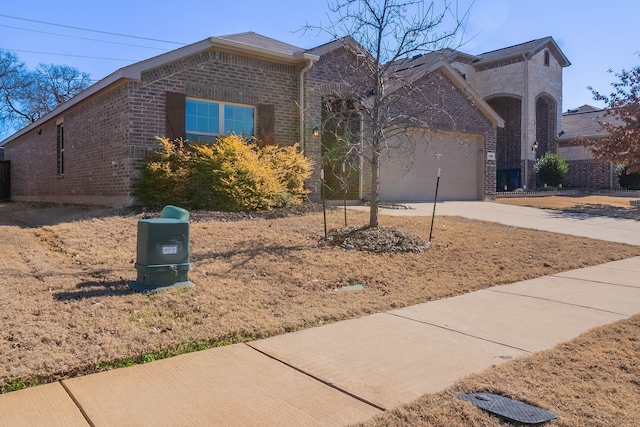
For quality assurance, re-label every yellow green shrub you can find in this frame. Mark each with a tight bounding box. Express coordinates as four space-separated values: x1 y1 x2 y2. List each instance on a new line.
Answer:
134 134 312 211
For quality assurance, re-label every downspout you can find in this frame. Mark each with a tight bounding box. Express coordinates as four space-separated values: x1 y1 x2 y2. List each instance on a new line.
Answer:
299 55 317 152
522 54 530 190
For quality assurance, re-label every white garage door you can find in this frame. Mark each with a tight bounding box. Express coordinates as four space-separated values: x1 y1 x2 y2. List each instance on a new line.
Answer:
379 130 483 202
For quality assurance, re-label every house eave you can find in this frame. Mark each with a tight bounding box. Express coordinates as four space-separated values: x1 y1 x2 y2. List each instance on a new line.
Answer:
1 37 319 147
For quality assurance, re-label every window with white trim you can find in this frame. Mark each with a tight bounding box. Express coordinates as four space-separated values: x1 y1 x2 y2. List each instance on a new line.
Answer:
185 98 254 141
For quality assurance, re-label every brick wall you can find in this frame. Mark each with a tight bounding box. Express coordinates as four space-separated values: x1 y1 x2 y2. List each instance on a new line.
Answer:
305 45 369 200
4 82 132 205
129 49 301 183
564 160 613 188
488 97 521 171
5 48 303 205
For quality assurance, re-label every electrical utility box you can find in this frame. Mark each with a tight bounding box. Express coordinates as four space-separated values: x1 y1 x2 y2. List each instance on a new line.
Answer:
130 206 193 292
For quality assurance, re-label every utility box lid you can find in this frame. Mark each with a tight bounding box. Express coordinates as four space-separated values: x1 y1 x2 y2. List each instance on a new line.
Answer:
162 205 190 221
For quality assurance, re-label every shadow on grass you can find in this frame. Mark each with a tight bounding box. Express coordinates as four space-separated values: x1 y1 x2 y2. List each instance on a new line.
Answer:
0 202 145 228
546 204 640 221
191 243 310 266
54 279 133 300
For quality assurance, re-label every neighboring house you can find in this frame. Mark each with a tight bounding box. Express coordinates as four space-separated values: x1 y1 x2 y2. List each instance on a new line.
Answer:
1 33 568 206
445 37 571 191
557 105 620 188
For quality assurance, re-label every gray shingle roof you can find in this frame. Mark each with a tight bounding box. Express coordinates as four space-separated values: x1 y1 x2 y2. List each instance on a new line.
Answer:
473 36 571 68
558 105 622 142
218 32 304 56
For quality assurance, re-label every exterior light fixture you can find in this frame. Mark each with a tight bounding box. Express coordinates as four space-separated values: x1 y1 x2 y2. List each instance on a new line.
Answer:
312 126 320 137
532 141 539 152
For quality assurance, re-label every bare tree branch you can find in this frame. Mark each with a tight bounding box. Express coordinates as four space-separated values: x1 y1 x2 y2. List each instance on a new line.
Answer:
304 0 470 226
0 49 91 133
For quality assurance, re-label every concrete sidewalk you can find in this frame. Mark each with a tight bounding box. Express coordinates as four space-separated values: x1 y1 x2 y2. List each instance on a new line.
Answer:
2 256 639 426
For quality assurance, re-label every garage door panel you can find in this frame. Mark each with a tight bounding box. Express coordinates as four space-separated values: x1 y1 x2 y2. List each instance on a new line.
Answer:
379 132 482 202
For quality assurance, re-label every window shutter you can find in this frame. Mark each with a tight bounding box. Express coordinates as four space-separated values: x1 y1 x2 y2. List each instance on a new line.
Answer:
257 104 275 146
166 92 186 139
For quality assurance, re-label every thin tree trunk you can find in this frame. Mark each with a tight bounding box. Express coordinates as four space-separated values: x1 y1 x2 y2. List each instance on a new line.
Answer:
369 148 379 227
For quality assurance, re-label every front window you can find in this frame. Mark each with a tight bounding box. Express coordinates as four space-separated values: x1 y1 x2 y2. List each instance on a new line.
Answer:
185 98 254 141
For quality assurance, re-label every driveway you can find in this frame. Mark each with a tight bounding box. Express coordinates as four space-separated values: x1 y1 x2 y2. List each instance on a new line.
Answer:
351 201 640 246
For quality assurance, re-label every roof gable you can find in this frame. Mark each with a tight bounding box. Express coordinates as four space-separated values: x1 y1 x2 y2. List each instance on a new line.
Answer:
473 36 571 69
1 33 318 146
218 32 304 56
384 58 504 128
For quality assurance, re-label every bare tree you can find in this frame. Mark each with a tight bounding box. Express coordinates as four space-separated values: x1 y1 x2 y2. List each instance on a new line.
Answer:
0 50 91 133
307 0 469 227
0 50 31 131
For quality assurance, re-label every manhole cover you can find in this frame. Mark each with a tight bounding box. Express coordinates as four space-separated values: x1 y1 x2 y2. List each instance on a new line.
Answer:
460 392 558 424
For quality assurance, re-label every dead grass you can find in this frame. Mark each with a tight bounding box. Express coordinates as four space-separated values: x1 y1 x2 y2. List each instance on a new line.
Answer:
354 313 640 427
1 201 639 424
497 195 640 220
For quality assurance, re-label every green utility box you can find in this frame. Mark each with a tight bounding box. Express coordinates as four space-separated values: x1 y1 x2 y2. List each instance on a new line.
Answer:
130 206 193 292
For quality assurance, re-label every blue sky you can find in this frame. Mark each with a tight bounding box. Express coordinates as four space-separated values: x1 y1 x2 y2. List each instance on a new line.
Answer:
1 0 638 135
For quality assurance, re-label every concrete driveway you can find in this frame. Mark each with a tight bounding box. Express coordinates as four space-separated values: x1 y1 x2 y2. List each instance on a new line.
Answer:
352 201 640 246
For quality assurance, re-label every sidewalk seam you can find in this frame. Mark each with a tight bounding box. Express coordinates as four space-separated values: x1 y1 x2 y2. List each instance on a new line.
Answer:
59 380 95 427
243 342 387 412
384 312 533 354
487 287 633 316
549 274 640 289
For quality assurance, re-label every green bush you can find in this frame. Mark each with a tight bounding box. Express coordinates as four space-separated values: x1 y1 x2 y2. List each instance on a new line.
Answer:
617 165 640 190
534 152 569 188
134 135 312 211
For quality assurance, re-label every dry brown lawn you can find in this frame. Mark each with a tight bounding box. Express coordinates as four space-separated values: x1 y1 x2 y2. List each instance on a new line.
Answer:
355 313 640 427
497 194 640 220
1 201 639 425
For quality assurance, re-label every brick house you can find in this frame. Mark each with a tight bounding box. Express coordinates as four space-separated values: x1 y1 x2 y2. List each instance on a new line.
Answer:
2 33 318 205
557 105 621 188
2 33 570 206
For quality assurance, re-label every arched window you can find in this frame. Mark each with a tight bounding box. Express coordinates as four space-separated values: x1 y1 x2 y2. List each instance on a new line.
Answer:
544 50 550 67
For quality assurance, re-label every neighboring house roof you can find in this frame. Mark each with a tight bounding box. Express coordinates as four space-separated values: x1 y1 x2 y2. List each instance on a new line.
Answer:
1 33 318 147
557 105 622 142
473 36 571 68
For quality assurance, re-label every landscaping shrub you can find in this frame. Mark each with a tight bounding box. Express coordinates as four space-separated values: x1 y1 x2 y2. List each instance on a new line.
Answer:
534 152 569 188
133 137 196 209
617 164 640 190
134 135 312 211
